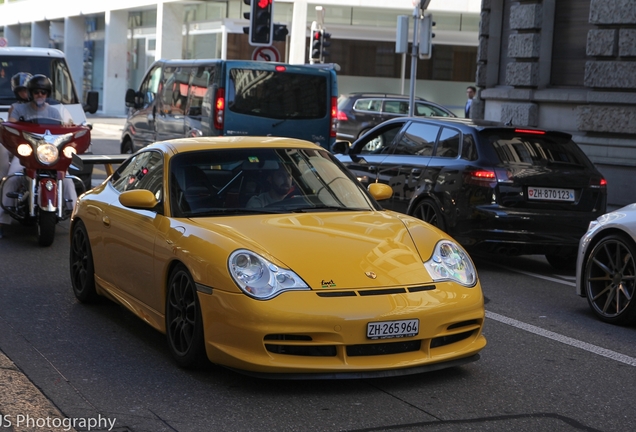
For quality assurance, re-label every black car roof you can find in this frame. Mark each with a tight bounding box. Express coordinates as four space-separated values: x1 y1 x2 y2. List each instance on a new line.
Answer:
378 116 573 139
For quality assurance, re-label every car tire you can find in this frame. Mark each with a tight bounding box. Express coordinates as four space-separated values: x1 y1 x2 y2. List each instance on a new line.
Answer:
583 234 636 325
412 199 446 231
121 138 133 154
166 264 207 368
70 221 99 303
37 210 57 247
545 253 577 271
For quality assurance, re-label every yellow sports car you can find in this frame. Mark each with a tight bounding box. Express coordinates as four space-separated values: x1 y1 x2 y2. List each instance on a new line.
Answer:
69 137 486 379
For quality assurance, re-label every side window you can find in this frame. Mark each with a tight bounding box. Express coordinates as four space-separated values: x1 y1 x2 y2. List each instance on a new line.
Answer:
353 98 381 112
159 67 192 116
384 100 405 114
50 60 76 104
391 122 440 156
139 66 162 109
461 133 478 161
188 66 213 118
355 123 404 154
110 151 164 204
435 127 460 158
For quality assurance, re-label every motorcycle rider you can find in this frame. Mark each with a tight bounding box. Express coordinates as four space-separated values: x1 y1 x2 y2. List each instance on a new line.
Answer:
1 74 77 238
0 72 33 238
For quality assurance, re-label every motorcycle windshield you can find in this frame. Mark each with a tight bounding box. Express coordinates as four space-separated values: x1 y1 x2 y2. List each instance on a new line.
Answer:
9 100 75 126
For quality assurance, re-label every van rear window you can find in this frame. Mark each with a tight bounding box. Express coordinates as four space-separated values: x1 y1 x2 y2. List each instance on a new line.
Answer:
228 69 327 120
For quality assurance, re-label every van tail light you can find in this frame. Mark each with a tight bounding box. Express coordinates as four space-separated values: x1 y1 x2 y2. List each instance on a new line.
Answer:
330 96 337 138
213 88 225 131
337 111 348 121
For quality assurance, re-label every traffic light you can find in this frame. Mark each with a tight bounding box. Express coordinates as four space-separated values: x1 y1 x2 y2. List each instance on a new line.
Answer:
310 29 322 63
243 0 274 46
273 24 288 42
321 31 331 61
418 14 434 60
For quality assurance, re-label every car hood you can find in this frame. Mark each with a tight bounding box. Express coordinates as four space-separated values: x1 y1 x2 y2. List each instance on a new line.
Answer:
187 211 446 289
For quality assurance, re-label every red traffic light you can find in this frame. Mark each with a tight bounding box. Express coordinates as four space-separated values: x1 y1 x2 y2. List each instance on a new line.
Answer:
257 0 272 9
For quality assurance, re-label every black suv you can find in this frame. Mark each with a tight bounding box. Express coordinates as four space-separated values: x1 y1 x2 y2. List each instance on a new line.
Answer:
333 117 607 269
336 93 456 142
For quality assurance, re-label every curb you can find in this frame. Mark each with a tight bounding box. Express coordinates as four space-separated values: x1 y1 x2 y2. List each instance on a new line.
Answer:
0 351 77 432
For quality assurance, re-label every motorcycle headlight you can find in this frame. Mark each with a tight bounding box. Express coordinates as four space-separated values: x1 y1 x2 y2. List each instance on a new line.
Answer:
17 144 33 157
424 240 477 287
36 144 59 165
63 146 77 159
229 249 309 300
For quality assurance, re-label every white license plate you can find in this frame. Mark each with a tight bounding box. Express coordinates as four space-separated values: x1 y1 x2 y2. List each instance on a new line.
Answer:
527 187 575 202
367 319 419 340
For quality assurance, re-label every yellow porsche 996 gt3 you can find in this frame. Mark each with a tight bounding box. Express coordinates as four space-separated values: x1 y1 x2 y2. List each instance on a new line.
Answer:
69 136 486 379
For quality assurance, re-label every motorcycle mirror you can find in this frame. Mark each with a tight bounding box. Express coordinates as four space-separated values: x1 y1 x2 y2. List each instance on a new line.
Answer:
70 153 84 172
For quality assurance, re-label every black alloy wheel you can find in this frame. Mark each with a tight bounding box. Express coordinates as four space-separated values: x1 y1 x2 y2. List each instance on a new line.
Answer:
69 221 99 303
412 199 445 231
584 234 636 325
166 264 206 368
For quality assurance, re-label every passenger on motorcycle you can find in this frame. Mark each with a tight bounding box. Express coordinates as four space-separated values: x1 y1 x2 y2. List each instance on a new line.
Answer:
0 74 77 238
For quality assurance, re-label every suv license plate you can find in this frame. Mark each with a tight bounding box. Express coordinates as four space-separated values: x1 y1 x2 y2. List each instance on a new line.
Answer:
528 187 575 202
367 319 419 340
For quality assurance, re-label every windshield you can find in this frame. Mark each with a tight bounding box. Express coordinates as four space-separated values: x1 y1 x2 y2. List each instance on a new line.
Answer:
8 102 73 125
0 55 79 106
170 147 378 217
227 68 327 120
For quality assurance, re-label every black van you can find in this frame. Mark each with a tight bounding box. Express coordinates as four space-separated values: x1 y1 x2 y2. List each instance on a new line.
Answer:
121 59 338 153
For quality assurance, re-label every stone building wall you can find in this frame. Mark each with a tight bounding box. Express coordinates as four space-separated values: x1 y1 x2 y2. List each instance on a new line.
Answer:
477 0 636 207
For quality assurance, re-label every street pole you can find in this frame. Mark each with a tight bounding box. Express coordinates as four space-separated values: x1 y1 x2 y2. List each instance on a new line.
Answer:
408 5 420 117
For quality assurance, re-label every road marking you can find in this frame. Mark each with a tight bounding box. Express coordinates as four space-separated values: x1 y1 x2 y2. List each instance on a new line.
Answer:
486 311 636 366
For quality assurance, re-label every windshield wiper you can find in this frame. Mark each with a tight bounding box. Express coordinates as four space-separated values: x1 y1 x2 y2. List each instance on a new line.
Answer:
272 112 299 128
290 205 369 213
187 208 283 217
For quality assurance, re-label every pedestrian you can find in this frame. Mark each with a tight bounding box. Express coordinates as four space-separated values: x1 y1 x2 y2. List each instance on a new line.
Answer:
465 85 476 118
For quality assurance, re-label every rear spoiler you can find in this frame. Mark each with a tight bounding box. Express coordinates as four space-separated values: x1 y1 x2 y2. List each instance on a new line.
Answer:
78 154 129 176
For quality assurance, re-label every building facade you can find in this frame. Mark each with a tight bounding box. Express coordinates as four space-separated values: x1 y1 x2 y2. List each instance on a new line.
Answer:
475 0 636 206
0 0 481 117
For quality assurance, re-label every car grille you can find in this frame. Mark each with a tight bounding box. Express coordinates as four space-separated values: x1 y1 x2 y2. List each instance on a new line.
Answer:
263 320 480 358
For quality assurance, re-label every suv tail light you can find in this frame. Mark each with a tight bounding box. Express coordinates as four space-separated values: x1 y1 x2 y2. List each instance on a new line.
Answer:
590 177 607 188
213 88 225 131
337 111 348 121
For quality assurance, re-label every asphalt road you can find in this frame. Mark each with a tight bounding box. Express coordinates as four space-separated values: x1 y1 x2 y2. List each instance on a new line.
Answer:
0 120 635 431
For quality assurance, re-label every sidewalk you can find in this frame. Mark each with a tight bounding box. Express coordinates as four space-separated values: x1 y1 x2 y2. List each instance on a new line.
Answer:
0 351 76 432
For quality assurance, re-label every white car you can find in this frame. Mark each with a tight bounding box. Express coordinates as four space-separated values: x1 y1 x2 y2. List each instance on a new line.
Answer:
576 204 636 325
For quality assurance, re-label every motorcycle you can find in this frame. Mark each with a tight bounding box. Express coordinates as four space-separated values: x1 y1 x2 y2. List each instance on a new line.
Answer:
0 107 91 246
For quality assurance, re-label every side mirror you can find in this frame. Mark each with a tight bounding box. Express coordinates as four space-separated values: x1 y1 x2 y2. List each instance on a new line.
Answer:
331 140 350 154
368 183 393 201
119 189 158 210
84 91 99 114
125 88 138 108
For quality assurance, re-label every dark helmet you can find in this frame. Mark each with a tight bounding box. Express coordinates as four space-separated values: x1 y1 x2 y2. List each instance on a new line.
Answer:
27 74 52 97
11 72 32 100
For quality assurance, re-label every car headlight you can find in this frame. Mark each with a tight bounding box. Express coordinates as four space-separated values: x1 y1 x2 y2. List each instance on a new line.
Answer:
228 249 309 300
36 143 59 165
424 240 477 287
